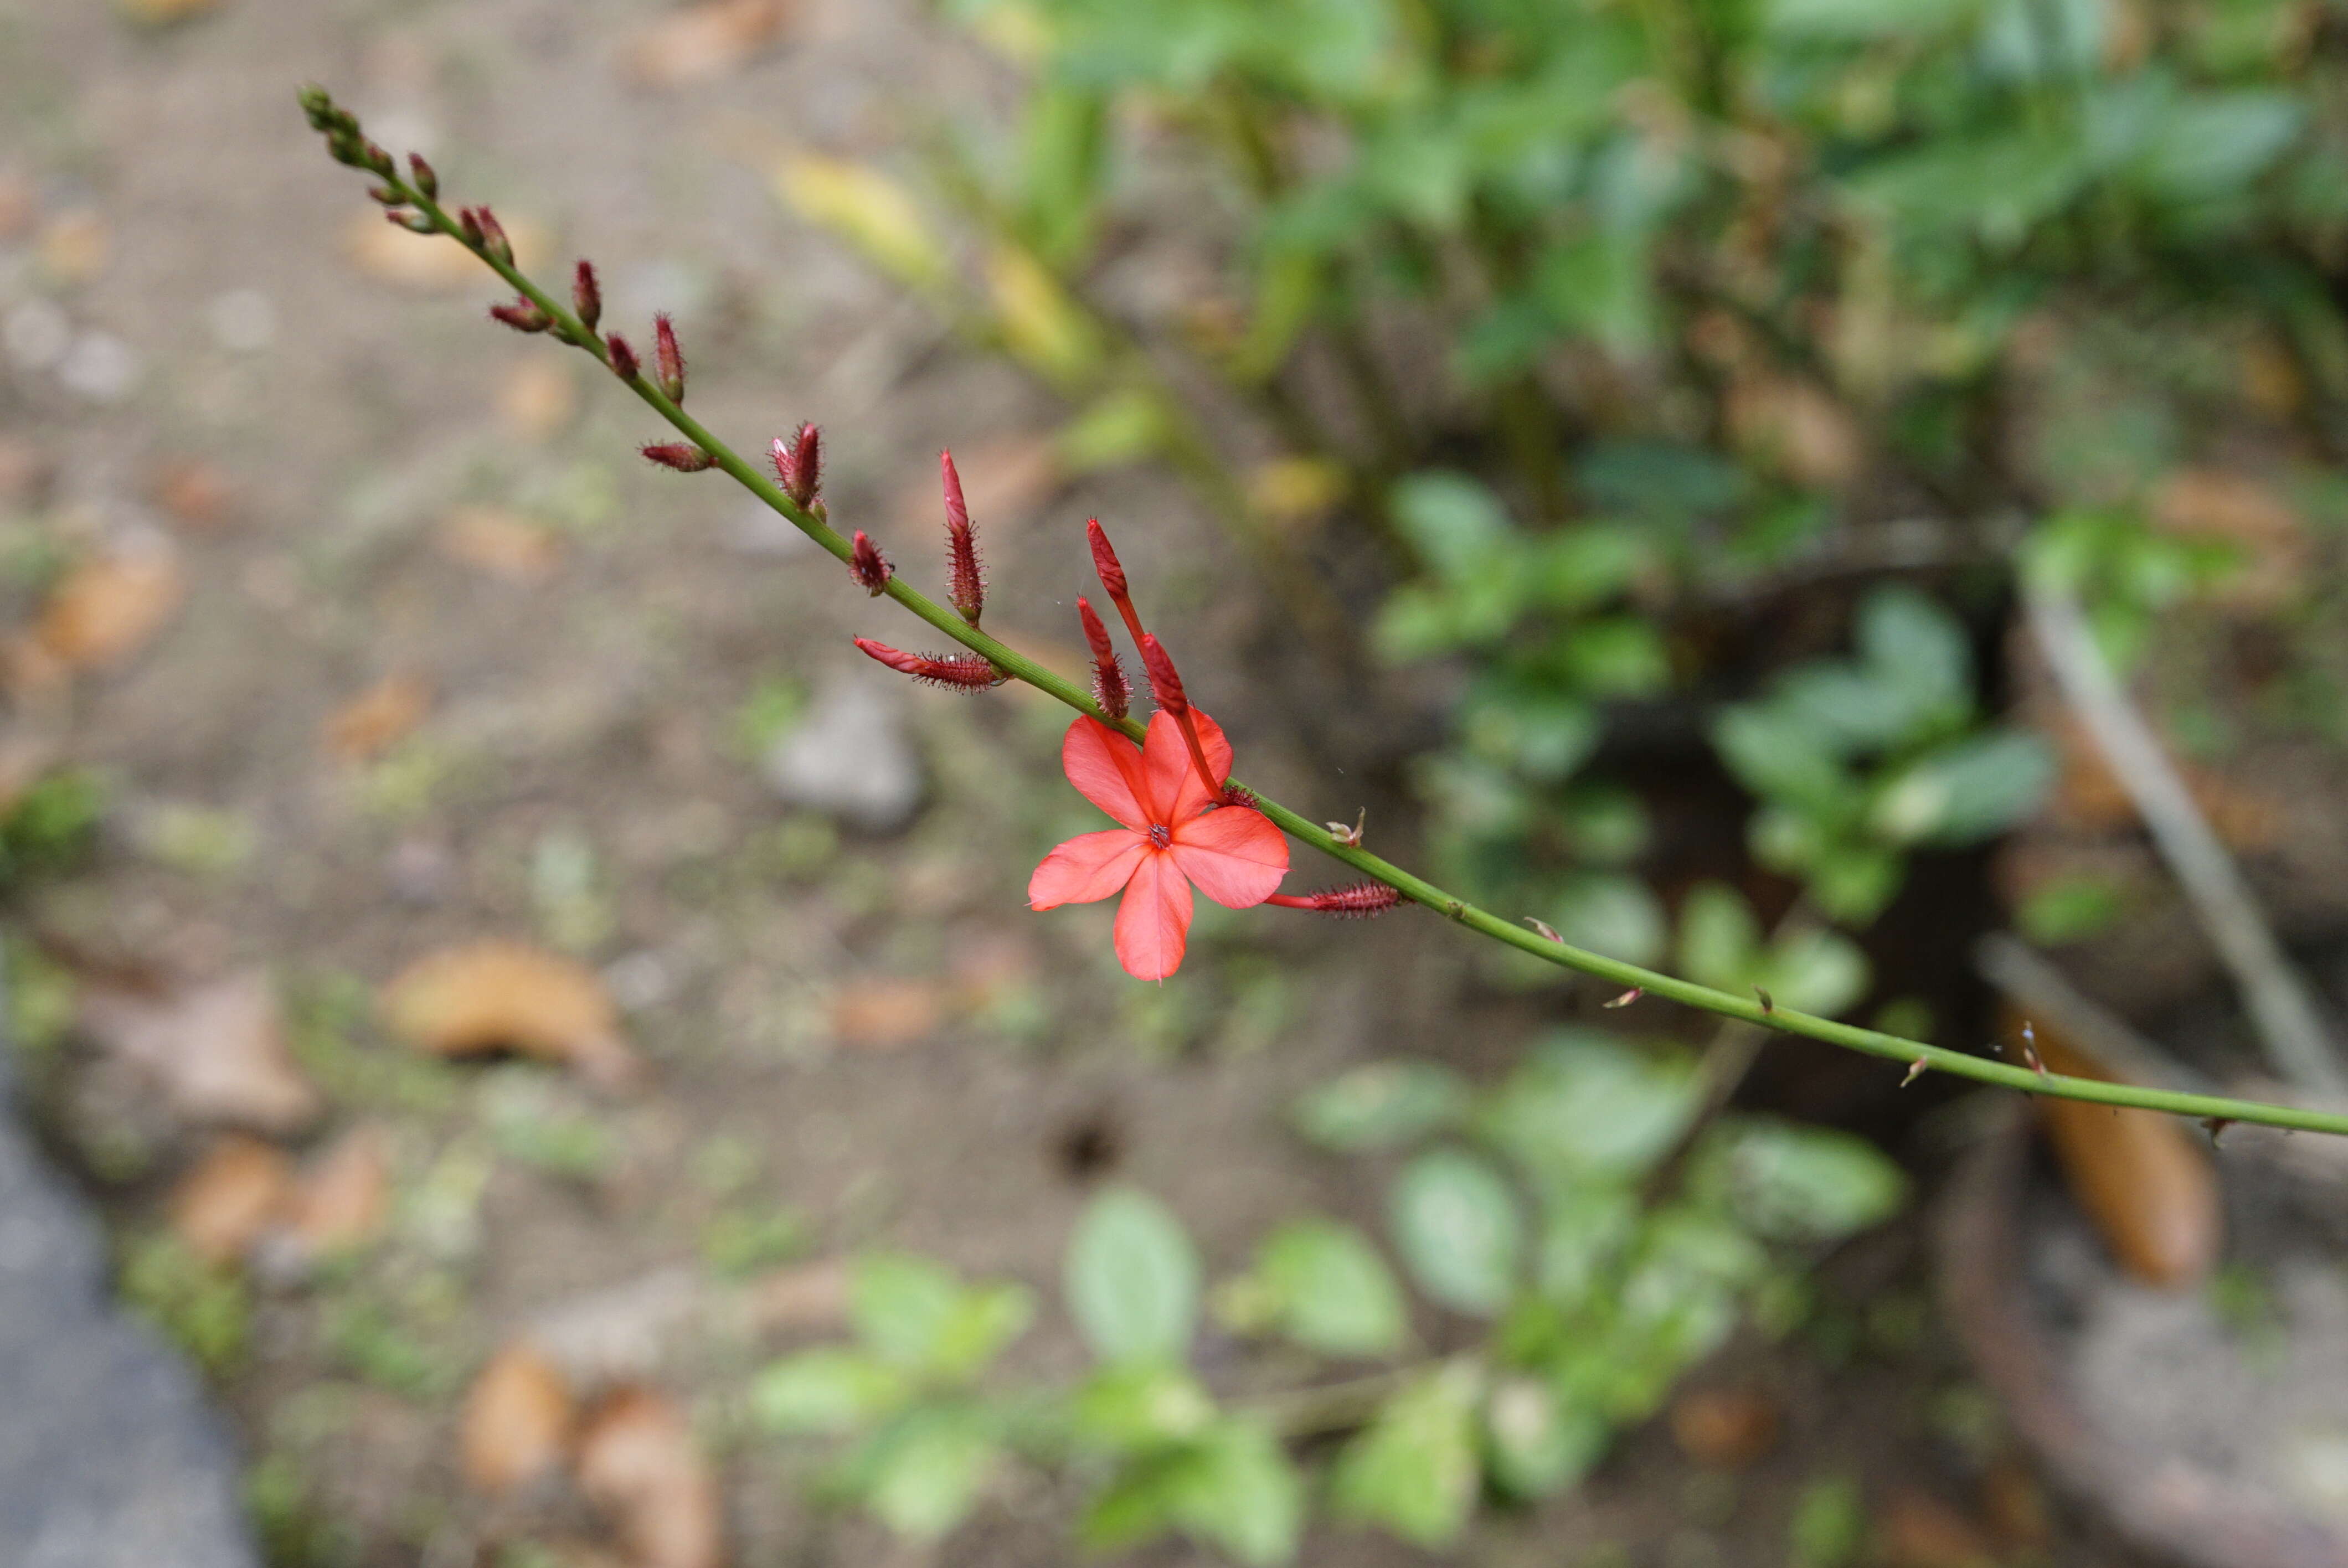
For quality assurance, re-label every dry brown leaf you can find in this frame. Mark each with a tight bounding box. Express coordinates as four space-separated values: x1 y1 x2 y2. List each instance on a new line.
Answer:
2046 711 2284 849
343 210 548 291
0 171 34 243
79 970 321 1133
36 210 107 285
498 359 579 443
284 1123 391 1255
892 436 1062 537
1874 1487 1998 1568
1978 1458 2050 1549
1667 1385 1780 1469
380 941 640 1089
437 506 561 582
325 674 434 762
149 457 238 531
2021 1006 2222 1289
829 979 942 1050
1726 374 1862 490
462 1340 576 1495
575 1386 727 1568
746 1259 849 1335
2153 468 2309 608
169 1134 293 1265
31 543 186 672
624 0 794 89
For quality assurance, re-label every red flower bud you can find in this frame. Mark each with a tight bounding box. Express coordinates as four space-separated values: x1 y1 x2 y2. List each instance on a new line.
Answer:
489 298 552 333
407 152 437 199
387 209 435 234
1137 633 1187 716
1087 517 1127 601
852 638 1003 692
653 313 684 404
641 442 714 472
457 207 485 249
940 450 985 626
571 260 601 332
848 530 893 596
1077 597 1129 719
1267 883 1404 918
368 183 401 205
604 333 639 381
772 423 821 509
473 205 513 265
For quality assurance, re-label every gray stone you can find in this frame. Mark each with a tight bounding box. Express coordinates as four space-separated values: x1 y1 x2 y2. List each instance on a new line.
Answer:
762 675 924 832
0 1047 256 1568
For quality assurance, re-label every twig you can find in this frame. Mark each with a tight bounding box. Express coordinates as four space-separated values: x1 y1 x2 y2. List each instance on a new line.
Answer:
2023 581 2348 1096
1973 932 2208 1093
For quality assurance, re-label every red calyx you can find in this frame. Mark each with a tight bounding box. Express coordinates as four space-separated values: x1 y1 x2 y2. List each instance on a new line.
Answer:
1086 517 1147 646
641 443 714 472
604 333 640 381
1136 633 1187 716
852 638 1002 692
572 260 601 331
773 424 821 510
1077 597 1129 719
406 152 437 198
653 313 684 404
488 298 551 333
848 531 893 596
1266 883 1404 918
940 450 984 626
473 206 513 265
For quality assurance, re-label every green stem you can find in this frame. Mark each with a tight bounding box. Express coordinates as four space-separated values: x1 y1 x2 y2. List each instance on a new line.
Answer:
356 166 2348 1141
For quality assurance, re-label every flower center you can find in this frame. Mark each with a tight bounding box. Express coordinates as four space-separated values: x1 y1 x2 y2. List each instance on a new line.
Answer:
1147 823 1171 849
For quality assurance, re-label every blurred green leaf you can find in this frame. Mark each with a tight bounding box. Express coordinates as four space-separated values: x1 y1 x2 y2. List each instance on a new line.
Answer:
1868 731 2053 845
1701 1120 1907 1244
1477 1031 1700 1184
1329 1363 1484 1548
1070 1362 1217 1451
852 1255 1034 1381
1066 1188 1200 1364
1081 1419 1304 1566
1482 1374 1608 1499
1291 1060 1470 1152
843 1405 1000 1540
751 1348 912 1435
1249 1219 1408 1358
1389 1150 1522 1316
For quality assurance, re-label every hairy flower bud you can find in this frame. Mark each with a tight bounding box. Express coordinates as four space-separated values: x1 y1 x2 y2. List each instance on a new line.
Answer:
473 206 512 265
368 183 401 205
852 638 1002 691
298 85 337 131
848 531 893 596
1137 633 1187 716
571 260 601 332
457 207 485 249
1269 882 1404 919
640 442 714 472
940 450 985 626
388 209 435 234
406 152 437 199
1086 517 1127 602
1075 597 1130 719
489 298 553 333
772 423 821 509
604 333 640 381
653 313 684 404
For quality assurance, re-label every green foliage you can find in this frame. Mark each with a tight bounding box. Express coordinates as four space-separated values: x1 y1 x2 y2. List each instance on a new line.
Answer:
853 1253 1036 1382
0 767 103 888
1065 1187 1201 1364
1329 1363 1484 1548
1218 1219 1408 1358
1291 1058 1469 1151
1388 1149 1522 1317
117 1231 249 1375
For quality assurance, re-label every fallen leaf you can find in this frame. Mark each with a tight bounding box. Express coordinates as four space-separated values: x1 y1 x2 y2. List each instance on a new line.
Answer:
343 210 548 292
2153 467 2308 607
79 970 321 1133
828 979 941 1050
2021 1006 2221 1289
1669 1385 1781 1469
529 1267 706 1388
380 941 640 1089
150 457 238 531
498 358 579 443
437 505 560 582
462 1340 576 1495
624 0 794 89
325 674 434 762
1874 1487 1997 1568
576 1387 727 1568
284 1123 392 1256
746 1258 849 1335
892 436 1061 537
1727 373 1862 491
36 210 107 286
169 1134 293 1265
30 541 186 672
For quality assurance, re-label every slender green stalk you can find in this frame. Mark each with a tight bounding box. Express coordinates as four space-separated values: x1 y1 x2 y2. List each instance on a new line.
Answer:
322 121 2348 1140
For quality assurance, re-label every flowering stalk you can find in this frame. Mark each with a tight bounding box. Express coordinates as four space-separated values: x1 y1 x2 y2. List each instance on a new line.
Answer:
295 85 2348 1139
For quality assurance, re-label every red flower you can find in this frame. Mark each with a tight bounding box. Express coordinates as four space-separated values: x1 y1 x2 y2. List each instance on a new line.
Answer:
1028 710 1288 981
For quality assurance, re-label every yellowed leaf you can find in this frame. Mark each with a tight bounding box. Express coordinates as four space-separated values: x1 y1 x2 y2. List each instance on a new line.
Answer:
462 1340 576 1496
983 243 1104 389
624 0 793 88
773 153 950 295
32 543 185 672
169 1134 292 1265
325 674 434 762
2023 1007 2221 1290
497 359 579 443
343 210 548 292
381 941 640 1089
828 979 942 1050
437 505 560 582
79 970 321 1133
284 1123 391 1256
575 1387 727 1568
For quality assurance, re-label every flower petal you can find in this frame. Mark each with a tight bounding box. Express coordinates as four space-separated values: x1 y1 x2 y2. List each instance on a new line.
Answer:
1144 708 1238 823
1112 850 1194 981
1028 828 1147 910
1169 804 1289 909
1061 716 1152 831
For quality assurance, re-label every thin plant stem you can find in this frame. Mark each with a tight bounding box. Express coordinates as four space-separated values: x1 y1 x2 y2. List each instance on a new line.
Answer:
332 148 2348 1141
